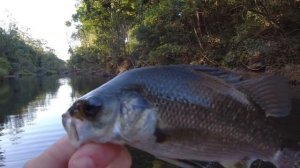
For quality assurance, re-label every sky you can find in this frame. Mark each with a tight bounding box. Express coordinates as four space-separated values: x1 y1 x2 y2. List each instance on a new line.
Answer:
0 0 78 61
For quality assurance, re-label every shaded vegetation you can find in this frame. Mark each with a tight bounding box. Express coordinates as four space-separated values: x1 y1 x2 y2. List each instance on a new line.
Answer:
68 74 111 97
68 0 300 73
0 24 66 79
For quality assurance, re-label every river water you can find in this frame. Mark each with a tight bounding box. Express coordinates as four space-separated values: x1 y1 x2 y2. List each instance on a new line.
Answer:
0 76 111 167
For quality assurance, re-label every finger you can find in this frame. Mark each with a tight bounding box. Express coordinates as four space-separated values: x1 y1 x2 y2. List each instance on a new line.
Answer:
25 136 77 168
68 143 131 168
106 146 132 168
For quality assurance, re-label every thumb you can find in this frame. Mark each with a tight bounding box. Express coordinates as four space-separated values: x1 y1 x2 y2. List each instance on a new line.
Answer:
68 143 131 168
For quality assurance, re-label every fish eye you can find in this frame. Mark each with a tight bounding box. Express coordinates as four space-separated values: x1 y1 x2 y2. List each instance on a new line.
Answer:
84 103 102 119
69 100 102 120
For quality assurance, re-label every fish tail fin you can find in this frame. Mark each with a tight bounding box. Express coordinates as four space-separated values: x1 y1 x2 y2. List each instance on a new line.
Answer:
274 148 300 168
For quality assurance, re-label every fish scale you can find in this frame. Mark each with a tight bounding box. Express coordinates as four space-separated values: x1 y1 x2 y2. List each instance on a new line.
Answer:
139 88 279 158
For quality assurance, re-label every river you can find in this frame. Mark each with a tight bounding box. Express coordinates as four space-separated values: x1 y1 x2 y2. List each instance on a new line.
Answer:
0 76 112 167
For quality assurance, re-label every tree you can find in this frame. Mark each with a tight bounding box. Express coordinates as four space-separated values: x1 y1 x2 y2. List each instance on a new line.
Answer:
0 24 66 77
68 0 300 71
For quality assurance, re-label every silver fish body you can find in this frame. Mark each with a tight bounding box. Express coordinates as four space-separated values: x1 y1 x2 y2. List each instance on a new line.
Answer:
62 65 299 168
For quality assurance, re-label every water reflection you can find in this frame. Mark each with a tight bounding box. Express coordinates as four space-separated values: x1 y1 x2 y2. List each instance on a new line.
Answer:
0 78 62 167
0 76 60 124
68 75 111 99
0 76 108 167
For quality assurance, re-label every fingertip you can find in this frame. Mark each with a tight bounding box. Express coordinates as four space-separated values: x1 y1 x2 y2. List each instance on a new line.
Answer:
25 136 77 168
68 156 95 168
69 143 129 168
106 147 132 168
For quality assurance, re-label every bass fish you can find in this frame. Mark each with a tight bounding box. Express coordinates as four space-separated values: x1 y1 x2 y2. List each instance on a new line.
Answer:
62 65 300 168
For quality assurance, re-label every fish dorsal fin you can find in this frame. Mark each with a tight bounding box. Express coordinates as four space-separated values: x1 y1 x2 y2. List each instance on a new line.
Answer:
187 65 243 83
236 75 291 117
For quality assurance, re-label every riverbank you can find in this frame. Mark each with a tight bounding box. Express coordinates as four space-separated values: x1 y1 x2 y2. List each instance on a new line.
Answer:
4 64 299 86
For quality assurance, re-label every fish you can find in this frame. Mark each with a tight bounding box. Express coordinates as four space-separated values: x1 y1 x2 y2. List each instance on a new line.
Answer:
62 65 300 168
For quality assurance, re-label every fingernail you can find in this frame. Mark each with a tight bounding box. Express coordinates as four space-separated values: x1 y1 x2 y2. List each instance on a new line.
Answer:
69 156 95 168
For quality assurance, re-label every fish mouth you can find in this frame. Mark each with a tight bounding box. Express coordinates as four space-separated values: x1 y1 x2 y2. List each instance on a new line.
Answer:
62 110 120 146
62 113 81 147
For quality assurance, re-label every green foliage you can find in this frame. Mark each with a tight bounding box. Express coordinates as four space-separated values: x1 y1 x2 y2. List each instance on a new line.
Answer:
40 52 66 74
0 69 7 79
72 0 136 64
0 56 11 71
0 25 66 77
69 0 300 71
148 44 190 65
0 57 11 78
68 46 102 70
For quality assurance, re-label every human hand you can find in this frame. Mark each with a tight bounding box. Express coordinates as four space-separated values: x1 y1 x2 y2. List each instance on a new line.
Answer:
24 136 132 168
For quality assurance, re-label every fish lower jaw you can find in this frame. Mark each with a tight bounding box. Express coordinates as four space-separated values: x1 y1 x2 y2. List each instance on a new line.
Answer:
63 116 97 147
66 121 82 147
63 115 81 147
69 138 81 147
67 124 124 146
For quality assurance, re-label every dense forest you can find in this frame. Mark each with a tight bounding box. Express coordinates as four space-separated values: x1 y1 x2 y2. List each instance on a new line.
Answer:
0 24 66 79
67 0 300 74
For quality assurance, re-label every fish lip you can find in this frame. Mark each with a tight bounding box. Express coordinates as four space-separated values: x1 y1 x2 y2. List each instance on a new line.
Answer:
70 120 80 142
62 113 68 130
62 113 80 146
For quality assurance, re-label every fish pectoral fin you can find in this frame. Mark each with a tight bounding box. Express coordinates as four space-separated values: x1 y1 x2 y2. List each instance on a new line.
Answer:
156 157 224 168
235 75 291 117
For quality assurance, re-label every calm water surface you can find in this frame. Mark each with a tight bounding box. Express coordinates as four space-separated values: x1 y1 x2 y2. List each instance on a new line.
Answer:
0 76 109 167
